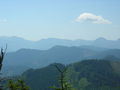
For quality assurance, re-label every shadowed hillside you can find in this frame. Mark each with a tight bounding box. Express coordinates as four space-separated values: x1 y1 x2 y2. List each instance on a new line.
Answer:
3 46 120 76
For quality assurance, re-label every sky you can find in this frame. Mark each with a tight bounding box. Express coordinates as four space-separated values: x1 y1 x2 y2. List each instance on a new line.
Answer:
0 0 120 40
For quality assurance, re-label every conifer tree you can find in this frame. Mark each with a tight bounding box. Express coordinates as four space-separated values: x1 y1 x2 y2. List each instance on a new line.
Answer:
51 64 76 90
7 79 29 90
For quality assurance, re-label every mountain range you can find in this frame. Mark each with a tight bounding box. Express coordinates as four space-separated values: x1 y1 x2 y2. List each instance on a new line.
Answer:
0 36 120 76
0 36 120 52
2 45 120 76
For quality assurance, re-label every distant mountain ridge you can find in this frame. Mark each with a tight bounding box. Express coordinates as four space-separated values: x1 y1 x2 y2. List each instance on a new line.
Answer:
0 36 120 52
2 45 120 76
1 36 120 76
4 46 98 68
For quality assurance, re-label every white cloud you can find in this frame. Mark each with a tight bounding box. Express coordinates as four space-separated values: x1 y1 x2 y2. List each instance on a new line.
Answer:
75 13 112 24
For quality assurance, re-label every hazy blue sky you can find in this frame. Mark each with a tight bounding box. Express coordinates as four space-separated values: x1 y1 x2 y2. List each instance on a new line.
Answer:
0 0 120 40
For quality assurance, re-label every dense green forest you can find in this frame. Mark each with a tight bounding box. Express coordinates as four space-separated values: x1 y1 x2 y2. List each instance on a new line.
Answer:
22 60 120 90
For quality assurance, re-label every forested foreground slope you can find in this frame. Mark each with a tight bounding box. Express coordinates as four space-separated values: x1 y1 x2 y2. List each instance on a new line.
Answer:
22 60 120 90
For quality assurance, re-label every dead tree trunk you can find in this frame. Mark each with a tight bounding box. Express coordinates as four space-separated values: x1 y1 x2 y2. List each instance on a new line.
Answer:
0 46 7 90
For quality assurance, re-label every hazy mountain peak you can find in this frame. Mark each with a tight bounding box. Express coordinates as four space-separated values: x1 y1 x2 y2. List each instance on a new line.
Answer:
95 37 107 41
40 38 64 41
0 36 120 52
11 36 25 39
49 45 68 50
0 36 23 40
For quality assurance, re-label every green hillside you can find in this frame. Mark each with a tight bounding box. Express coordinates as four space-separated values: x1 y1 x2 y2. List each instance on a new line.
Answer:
22 60 120 90
68 60 120 90
22 63 65 90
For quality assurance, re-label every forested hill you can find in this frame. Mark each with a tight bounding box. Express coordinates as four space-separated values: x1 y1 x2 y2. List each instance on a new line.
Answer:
22 60 120 90
22 63 64 90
